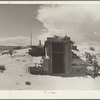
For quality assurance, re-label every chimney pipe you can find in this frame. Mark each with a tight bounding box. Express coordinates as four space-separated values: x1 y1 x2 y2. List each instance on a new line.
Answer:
39 40 41 46
30 32 32 46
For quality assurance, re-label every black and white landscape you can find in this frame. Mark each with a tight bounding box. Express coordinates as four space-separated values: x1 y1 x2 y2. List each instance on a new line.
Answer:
0 4 100 90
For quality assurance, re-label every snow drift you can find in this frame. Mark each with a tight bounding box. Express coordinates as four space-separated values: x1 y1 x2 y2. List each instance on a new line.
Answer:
0 47 99 90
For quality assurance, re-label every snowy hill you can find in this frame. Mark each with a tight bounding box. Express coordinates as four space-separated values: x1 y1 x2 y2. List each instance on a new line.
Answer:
0 47 100 90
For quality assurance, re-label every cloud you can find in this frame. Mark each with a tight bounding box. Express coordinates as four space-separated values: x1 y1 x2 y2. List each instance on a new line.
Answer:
0 36 38 46
37 4 100 46
94 32 100 35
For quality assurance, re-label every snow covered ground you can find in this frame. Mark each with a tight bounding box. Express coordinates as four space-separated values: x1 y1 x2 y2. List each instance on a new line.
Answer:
0 47 100 90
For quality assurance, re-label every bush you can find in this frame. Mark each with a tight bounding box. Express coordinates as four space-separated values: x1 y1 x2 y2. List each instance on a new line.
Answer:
0 65 6 73
25 81 31 85
14 46 22 50
0 65 6 70
90 47 95 51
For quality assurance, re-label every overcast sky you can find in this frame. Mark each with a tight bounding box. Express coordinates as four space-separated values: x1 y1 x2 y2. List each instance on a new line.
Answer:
0 4 100 47
0 4 45 38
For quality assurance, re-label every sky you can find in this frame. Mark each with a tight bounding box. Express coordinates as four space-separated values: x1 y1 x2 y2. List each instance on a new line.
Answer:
0 4 44 38
0 4 46 46
0 4 100 47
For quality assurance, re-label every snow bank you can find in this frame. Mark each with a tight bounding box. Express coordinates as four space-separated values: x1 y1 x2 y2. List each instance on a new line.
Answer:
0 47 99 90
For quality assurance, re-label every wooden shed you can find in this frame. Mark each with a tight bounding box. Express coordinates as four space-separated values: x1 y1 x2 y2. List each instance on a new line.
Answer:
43 36 72 75
28 35 87 76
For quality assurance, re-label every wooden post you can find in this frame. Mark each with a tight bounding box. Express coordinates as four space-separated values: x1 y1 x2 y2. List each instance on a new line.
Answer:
30 32 32 46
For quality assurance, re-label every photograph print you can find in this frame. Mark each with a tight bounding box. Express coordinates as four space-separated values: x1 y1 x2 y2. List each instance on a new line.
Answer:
0 3 100 90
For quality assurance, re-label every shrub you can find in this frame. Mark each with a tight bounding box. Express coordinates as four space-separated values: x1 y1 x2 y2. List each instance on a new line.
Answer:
25 81 31 85
0 65 6 70
90 47 95 51
0 65 6 73
14 46 22 50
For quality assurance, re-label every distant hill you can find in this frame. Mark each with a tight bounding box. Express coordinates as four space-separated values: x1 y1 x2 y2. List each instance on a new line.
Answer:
0 46 27 52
